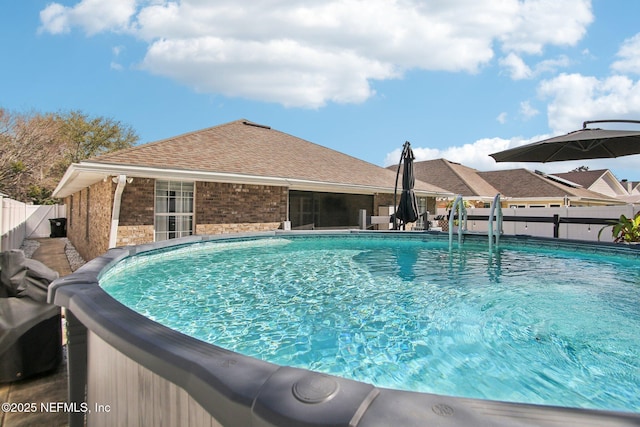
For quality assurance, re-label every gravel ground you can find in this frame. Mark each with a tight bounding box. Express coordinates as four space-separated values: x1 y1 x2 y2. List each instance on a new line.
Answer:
19 239 40 258
19 238 86 271
62 238 86 271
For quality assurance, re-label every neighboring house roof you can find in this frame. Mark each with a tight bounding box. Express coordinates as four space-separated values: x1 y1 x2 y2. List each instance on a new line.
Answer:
408 159 499 198
477 169 622 203
551 169 606 187
552 169 629 198
621 180 640 194
618 180 640 203
53 119 451 198
393 157 622 204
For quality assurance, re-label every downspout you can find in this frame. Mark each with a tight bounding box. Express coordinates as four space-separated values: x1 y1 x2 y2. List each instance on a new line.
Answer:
109 175 128 249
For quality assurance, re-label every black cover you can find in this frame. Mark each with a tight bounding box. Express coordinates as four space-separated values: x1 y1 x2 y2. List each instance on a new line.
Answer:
0 249 62 382
396 145 419 225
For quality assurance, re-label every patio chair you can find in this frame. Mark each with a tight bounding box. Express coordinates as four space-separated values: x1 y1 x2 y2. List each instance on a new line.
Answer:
0 250 62 382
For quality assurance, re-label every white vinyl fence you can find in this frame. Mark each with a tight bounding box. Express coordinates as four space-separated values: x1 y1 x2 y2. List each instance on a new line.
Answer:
435 204 639 243
0 194 66 251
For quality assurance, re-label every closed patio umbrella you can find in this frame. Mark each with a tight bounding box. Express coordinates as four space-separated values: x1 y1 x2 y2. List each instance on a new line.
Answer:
394 142 419 229
490 120 640 163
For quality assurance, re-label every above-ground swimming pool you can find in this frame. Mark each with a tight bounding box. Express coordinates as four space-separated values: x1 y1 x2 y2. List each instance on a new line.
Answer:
50 231 640 427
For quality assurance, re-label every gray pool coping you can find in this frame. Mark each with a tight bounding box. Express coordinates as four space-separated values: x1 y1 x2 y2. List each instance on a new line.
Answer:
48 230 640 427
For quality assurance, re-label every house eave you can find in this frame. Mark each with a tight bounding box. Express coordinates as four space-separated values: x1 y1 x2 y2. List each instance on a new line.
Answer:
52 162 452 199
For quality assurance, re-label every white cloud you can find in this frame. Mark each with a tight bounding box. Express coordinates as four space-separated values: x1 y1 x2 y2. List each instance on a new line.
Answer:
538 73 640 134
611 33 640 75
141 37 397 107
38 4 70 34
497 112 508 124
38 0 594 108
499 53 532 80
535 55 571 74
499 0 593 54
519 101 539 119
499 53 570 80
39 0 136 35
384 135 540 170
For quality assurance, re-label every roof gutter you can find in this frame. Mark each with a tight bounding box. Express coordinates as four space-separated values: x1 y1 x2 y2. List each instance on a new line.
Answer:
53 162 453 199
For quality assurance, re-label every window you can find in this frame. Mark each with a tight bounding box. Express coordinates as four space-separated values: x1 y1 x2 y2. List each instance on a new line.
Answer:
415 197 428 229
288 191 373 229
155 181 194 241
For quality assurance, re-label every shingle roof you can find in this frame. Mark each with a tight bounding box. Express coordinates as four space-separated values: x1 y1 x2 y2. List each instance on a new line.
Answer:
551 170 608 188
67 119 448 195
477 169 617 200
408 159 499 197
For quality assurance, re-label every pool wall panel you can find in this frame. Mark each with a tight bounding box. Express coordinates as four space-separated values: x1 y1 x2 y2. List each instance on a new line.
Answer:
48 231 640 427
87 331 223 427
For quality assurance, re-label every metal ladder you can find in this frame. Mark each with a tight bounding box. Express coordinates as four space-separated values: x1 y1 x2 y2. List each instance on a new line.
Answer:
448 195 467 249
488 193 503 252
449 193 503 251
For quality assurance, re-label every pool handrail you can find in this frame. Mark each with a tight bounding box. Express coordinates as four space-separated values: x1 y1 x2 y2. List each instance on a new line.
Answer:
488 193 503 251
449 195 468 248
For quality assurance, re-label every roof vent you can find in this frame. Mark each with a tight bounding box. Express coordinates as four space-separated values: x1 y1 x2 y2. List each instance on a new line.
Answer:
242 121 271 129
535 170 582 188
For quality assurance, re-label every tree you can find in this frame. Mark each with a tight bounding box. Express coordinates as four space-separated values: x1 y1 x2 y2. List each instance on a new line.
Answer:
58 110 138 164
0 109 63 203
0 108 139 204
571 166 590 172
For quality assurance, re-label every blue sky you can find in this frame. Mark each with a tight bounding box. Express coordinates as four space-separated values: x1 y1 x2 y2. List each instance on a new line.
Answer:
2 0 640 181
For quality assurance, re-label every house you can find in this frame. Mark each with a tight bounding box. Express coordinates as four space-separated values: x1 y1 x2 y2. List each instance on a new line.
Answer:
620 179 640 195
411 159 499 207
404 159 625 209
477 169 625 208
552 169 629 199
620 179 640 203
52 119 450 261
552 169 640 203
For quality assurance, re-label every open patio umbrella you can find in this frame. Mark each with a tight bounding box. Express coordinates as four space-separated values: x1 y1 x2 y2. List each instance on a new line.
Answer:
490 120 640 163
394 141 419 229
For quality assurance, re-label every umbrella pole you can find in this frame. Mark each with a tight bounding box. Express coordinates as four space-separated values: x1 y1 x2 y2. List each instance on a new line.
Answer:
393 142 410 230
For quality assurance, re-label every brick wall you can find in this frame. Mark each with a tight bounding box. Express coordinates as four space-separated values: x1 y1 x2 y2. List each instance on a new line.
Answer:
120 178 155 226
196 182 287 224
65 179 113 262
374 193 395 214
114 178 155 247
195 222 282 235
116 225 155 246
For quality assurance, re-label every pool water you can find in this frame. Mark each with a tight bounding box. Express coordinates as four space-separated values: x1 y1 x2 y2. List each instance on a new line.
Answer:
100 236 640 412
